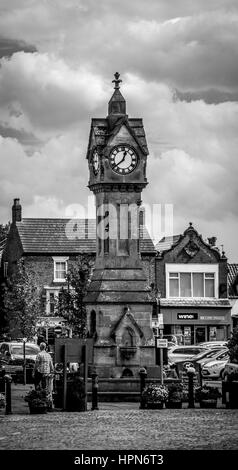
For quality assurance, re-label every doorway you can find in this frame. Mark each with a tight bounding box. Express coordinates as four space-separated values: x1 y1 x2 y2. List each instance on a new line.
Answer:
195 326 206 344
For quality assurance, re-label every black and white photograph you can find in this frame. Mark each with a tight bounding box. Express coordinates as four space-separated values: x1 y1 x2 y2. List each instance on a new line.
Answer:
0 0 238 465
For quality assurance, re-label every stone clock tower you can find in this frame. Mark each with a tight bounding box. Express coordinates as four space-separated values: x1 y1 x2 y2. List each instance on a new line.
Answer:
85 73 154 378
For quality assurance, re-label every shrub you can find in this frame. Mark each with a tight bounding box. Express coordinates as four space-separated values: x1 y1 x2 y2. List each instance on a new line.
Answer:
24 388 51 408
195 385 221 402
142 384 169 403
167 382 183 402
0 393 5 408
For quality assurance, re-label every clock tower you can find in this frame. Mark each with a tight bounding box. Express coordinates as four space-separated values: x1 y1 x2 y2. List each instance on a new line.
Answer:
85 73 154 378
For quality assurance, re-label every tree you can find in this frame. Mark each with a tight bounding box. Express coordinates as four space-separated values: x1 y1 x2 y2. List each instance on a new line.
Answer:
0 222 10 243
3 260 43 340
227 326 238 363
56 255 94 338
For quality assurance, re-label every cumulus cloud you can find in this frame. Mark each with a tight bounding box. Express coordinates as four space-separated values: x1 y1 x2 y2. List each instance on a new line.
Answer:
0 52 107 133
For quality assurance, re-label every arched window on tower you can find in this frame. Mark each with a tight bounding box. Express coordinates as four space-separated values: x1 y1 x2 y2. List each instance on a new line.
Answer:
122 327 136 347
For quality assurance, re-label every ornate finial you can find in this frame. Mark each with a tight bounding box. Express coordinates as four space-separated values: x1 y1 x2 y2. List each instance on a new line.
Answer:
189 222 193 227
112 72 122 90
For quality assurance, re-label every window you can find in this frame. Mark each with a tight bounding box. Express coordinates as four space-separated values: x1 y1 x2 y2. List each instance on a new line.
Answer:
166 264 218 298
52 257 68 282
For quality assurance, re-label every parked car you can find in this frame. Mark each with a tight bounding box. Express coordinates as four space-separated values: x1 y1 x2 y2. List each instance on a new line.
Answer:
182 347 227 371
0 342 40 367
198 341 227 349
168 345 207 363
201 350 229 379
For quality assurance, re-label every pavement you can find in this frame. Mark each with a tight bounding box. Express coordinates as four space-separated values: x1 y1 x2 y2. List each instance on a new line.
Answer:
0 384 238 450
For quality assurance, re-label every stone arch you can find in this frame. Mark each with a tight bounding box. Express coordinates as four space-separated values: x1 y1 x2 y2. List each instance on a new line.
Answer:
121 367 133 378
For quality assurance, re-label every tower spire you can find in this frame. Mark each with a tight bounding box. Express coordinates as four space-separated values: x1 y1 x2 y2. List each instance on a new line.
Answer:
108 72 126 118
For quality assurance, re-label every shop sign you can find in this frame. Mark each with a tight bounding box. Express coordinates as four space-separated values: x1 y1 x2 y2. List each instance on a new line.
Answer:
156 338 168 348
177 313 198 320
200 316 225 321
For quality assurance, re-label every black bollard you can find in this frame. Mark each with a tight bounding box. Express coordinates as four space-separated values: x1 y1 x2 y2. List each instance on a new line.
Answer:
187 366 195 408
4 374 12 415
91 369 99 411
139 367 147 409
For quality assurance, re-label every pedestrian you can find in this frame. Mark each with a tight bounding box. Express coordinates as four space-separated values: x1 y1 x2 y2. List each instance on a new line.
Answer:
33 342 54 390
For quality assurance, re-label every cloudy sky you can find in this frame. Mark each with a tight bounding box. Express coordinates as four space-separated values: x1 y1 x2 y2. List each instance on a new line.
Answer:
0 0 238 259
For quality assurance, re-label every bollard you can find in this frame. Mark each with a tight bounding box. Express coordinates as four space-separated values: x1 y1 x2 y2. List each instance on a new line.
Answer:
4 374 12 415
91 369 99 411
187 366 196 408
139 367 147 409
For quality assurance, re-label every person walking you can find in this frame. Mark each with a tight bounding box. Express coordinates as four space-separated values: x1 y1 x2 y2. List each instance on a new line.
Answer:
33 342 54 390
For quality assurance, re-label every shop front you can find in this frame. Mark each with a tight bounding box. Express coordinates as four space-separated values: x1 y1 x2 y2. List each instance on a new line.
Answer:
162 307 231 345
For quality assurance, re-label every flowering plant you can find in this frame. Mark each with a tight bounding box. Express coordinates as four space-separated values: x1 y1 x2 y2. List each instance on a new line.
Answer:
167 382 183 402
142 384 169 403
24 388 52 408
0 393 6 408
195 385 221 402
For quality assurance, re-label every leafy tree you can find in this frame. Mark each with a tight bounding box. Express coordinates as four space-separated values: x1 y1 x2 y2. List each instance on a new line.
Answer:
56 255 94 338
227 326 238 363
0 222 10 243
3 260 43 340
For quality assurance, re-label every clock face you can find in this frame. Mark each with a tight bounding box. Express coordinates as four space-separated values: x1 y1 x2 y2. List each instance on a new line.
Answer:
109 145 138 174
92 149 99 175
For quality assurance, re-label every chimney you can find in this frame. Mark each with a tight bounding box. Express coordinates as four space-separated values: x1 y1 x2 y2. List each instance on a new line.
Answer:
12 198 22 223
208 236 217 247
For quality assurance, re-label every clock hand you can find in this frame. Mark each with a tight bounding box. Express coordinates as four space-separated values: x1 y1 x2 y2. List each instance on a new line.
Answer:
113 150 127 168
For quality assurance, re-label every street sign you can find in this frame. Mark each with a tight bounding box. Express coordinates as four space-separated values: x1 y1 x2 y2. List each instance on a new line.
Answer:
54 326 62 335
156 338 168 348
158 314 164 327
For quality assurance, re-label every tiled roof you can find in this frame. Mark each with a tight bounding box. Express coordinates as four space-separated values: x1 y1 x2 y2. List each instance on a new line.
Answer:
87 117 149 157
227 263 238 297
16 218 155 254
160 298 231 307
155 235 181 252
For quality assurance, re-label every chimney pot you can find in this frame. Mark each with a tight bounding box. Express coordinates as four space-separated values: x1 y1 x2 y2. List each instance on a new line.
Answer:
12 198 22 223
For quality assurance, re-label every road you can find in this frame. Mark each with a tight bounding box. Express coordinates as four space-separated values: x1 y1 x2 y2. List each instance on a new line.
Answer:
0 404 238 450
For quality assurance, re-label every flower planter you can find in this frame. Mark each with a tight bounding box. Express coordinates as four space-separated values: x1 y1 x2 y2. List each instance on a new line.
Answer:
166 401 182 409
199 399 217 409
29 405 47 414
146 402 164 409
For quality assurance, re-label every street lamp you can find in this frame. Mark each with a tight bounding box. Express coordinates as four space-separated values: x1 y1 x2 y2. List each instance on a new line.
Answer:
23 337 27 386
156 290 163 338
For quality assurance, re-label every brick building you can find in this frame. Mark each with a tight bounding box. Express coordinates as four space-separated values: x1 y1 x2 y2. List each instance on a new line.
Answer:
228 263 238 329
0 198 155 336
154 223 231 344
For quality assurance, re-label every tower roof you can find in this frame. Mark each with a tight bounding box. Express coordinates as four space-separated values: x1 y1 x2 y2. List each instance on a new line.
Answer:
108 72 126 116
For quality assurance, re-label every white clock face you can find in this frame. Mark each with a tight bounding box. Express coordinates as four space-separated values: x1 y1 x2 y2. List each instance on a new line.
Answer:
109 145 138 174
92 149 99 175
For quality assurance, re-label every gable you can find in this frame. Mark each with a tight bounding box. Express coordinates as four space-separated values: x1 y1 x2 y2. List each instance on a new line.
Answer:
161 225 221 264
110 307 145 344
107 124 137 149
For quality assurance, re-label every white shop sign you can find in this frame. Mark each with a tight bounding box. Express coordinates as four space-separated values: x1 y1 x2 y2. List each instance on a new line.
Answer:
156 338 168 348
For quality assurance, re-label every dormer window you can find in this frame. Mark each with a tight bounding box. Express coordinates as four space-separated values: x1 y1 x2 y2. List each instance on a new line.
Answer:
53 257 69 282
